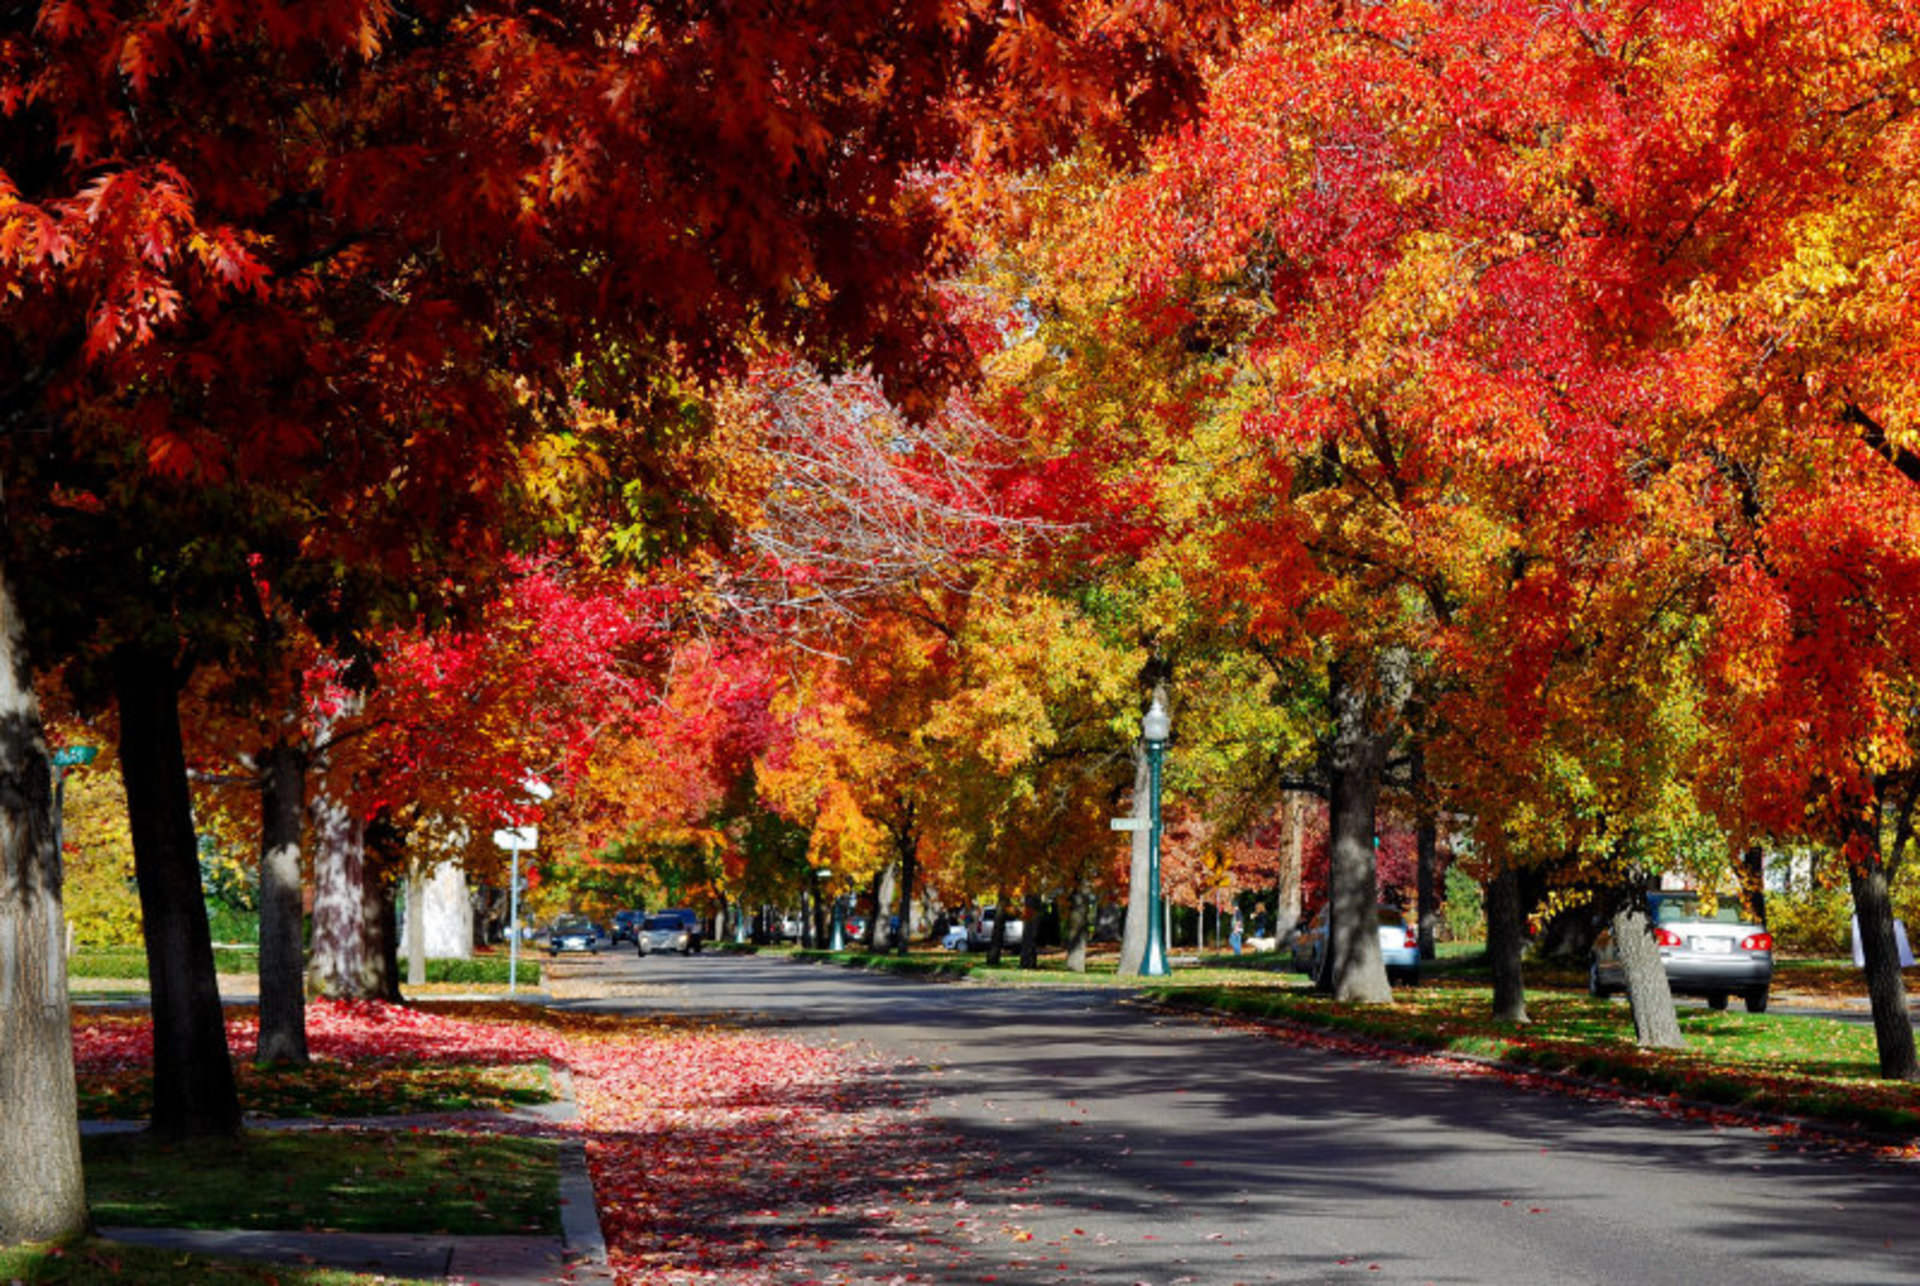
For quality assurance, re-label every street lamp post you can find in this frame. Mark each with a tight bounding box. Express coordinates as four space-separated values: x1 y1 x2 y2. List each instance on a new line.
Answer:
1142 694 1171 978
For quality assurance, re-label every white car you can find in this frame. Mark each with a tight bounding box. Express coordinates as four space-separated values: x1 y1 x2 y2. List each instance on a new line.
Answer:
1291 906 1419 985
967 908 1025 951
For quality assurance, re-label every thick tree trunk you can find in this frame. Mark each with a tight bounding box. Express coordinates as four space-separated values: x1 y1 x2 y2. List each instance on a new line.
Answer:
1737 844 1768 926
1274 794 1304 946
116 644 241 1139
895 839 918 955
1846 818 1918 1079
1485 866 1530 1025
1611 899 1684 1049
1413 744 1439 962
405 860 428 987
1117 746 1152 975
1019 891 1043 969
1064 868 1093 973
375 876 401 1002
307 783 383 998
863 867 886 950
0 552 89 1242
255 740 309 1065
1325 658 1393 1004
986 887 1009 966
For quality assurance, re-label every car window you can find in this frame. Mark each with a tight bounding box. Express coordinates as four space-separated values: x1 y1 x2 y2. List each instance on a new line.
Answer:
643 917 676 930
1653 898 1747 925
1376 908 1408 926
554 916 591 932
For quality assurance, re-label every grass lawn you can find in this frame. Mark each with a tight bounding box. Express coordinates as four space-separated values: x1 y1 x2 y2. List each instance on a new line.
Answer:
83 1130 561 1236
0 1240 391 1285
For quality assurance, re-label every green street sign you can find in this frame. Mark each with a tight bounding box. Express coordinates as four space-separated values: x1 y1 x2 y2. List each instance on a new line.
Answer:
51 746 98 768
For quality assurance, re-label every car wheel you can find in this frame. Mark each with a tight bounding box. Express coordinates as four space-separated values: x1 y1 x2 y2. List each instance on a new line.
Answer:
1744 989 1769 1014
1707 992 1729 1011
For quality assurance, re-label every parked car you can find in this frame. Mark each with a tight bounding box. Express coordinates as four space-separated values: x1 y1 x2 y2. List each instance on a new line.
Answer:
841 916 867 945
1590 892 1772 1012
637 912 702 956
940 923 970 951
1291 906 1419 985
967 908 1025 951
609 909 645 945
547 914 603 956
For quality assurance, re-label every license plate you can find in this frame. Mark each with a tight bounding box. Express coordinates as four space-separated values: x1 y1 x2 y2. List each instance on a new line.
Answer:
1692 937 1731 953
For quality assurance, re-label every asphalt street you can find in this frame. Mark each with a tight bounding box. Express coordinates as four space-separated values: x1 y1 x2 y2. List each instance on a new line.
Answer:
560 951 1917 1286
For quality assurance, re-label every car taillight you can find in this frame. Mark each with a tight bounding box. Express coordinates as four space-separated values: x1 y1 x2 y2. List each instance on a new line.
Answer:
1404 928 1417 949
1741 932 1773 951
1653 927 1684 947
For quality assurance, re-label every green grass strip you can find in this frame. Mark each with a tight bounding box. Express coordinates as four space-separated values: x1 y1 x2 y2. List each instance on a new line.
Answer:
83 1130 560 1236
0 1238 391 1285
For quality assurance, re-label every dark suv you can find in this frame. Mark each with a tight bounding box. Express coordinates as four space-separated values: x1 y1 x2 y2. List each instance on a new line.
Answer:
610 909 644 945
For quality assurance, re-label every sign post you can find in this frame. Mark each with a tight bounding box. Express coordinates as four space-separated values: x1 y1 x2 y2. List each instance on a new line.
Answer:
492 777 551 996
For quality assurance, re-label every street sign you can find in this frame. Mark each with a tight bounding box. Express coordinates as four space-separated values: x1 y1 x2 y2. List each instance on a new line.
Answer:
52 746 98 768
493 826 537 850
1109 817 1150 832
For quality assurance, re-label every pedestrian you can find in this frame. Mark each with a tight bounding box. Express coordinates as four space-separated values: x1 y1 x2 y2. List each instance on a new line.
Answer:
1230 909 1245 956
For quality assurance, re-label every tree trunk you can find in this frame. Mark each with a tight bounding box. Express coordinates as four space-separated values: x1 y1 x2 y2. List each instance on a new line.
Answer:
1019 891 1043 969
1413 744 1439 962
864 867 886 950
116 643 241 1139
895 837 919 955
405 860 428 988
1737 844 1768 926
307 782 383 998
1485 865 1530 1025
1117 746 1152 975
255 739 309 1065
0 550 89 1241
1325 658 1393 1004
1064 868 1093 973
1610 898 1684 1048
986 887 1009 966
1846 812 1918 1079
375 875 401 1002
1274 793 1304 946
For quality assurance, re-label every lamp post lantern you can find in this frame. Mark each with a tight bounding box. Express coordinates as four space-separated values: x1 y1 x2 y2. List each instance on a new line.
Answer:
1141 693 1171 978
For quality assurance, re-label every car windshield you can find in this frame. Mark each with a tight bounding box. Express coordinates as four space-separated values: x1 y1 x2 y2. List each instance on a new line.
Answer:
1653 898 1747 926
1376 908 1408 926
643 917 677 930
554 916 591 932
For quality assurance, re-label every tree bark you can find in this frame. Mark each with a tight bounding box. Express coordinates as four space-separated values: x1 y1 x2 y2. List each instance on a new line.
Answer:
1019 891 1043 969
1610 897 1684 1048
1485 865 1530 1025
894 833 919 955
1274 793 1304 946
255 739 309 1065
1064 868 1093 973
1325 658 1393 1004
1413 744 1439 962
986 887 1009 966
0 550 89 1242
1846 812 1918 1079
116 643 241 1139
307 781 383 998
1737 844 1768 926
405 860 428 987
1117 745 1152 976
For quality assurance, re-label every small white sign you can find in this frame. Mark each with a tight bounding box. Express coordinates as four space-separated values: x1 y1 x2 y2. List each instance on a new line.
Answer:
493 826 537 850
1109 817 1150 832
